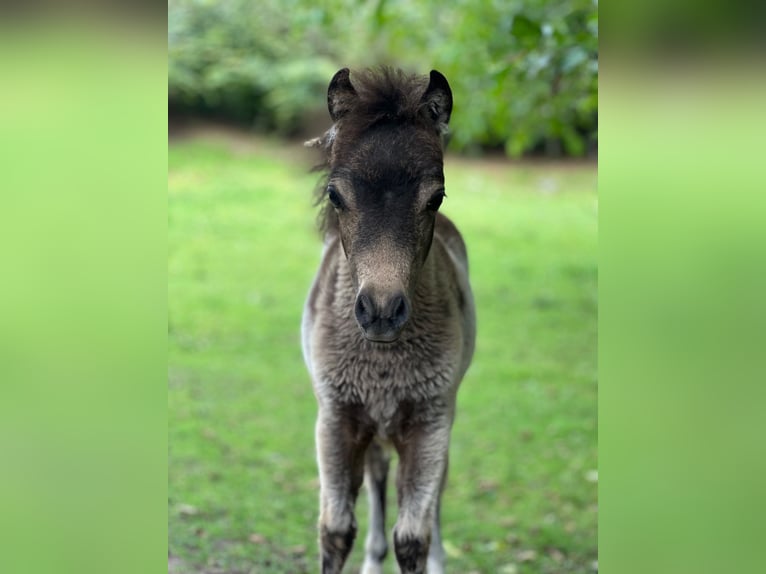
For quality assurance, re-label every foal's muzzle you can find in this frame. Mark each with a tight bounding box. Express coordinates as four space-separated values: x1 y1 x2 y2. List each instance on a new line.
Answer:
354 288 410 343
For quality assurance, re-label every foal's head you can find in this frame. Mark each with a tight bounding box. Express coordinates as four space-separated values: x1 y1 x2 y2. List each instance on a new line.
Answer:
315 67 453 343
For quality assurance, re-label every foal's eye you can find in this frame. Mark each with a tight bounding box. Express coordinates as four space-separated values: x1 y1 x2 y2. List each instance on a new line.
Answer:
327 185 343 209
426 190 446 212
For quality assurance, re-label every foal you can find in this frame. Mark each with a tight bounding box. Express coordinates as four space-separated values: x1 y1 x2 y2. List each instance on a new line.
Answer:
302 67 475 574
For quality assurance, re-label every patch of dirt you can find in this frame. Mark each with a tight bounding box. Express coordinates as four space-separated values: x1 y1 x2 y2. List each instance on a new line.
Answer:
169 119 319 169
168 120 597 175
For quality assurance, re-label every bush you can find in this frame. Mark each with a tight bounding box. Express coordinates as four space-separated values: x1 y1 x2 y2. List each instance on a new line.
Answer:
168 0 598 156
169 0 340 132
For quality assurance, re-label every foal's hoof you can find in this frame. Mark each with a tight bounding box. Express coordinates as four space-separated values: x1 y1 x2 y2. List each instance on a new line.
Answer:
426 556 445 574
360 559 384 574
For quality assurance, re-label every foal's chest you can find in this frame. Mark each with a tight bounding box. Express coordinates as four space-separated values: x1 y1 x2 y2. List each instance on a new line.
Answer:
315 332 458 436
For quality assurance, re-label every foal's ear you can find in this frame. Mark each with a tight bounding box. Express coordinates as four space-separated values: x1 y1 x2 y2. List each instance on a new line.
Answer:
420 70 453 130
327 68 357 122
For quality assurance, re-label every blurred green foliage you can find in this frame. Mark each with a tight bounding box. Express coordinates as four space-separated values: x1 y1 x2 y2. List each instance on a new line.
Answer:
168 0 598 157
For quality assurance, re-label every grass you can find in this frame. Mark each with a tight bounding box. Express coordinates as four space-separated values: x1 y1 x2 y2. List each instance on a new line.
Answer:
168 129 597 574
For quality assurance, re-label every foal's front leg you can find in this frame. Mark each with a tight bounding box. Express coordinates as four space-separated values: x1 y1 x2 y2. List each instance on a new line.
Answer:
393 423 451 574
315 409 369 574
362 439 391 574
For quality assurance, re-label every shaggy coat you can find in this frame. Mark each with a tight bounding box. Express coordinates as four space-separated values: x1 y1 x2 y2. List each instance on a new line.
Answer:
302 67 475 574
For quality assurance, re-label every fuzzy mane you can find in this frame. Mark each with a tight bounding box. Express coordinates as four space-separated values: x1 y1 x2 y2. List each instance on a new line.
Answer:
306 67 445 236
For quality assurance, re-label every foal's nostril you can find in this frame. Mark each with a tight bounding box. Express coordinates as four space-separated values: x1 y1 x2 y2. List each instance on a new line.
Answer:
355 292 375 329
355 289 410 339
387 294 410 329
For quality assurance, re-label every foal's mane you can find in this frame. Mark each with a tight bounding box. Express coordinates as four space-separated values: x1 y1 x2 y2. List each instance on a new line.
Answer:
308 67 436 236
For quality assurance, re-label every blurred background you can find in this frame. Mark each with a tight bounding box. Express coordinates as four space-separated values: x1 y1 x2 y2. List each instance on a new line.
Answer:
169 0 597 158
168 1 597 573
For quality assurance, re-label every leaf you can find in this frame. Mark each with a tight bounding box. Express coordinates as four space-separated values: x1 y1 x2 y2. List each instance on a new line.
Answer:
443 539 463 558
561 125 586 157
517 549 538 562
249 533 267 544
562 46 589 72
177 503 199 517
372 0 389 29
288 545 307 556
511 15 542 46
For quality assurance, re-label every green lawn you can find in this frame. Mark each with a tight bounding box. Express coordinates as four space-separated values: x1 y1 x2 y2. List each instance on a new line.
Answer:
169 131 597 574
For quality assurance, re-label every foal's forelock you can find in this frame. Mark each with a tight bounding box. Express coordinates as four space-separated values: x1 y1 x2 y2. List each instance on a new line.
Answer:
308 67 451 234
